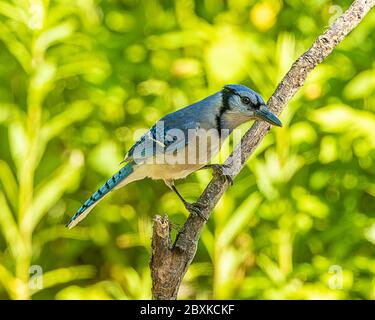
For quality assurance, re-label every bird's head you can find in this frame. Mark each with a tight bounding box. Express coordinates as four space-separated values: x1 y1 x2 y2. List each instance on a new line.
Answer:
221 84 282 127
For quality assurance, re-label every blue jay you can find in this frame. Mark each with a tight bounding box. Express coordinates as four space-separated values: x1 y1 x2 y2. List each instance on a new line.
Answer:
66 84 281 228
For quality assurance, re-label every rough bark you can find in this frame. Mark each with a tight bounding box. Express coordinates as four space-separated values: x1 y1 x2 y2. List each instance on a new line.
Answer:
150 0 375 300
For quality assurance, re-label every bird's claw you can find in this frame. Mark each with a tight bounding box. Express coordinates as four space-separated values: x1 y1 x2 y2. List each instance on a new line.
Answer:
210 164 233 185
184 202 208 221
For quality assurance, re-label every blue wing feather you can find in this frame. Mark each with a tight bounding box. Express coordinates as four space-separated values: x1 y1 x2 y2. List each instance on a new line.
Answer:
124 121 196 162
123 92 221 162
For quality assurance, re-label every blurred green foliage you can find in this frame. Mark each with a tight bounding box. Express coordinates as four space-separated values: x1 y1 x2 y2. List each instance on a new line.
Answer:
0 0 374 300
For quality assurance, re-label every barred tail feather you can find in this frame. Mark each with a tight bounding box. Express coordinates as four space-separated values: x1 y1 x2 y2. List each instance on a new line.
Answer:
66 163 134 229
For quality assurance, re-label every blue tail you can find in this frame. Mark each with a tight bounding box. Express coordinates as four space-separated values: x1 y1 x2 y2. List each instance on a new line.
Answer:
66 163 134 228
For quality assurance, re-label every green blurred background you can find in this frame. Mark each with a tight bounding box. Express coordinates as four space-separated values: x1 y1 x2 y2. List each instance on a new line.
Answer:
0 0 374 300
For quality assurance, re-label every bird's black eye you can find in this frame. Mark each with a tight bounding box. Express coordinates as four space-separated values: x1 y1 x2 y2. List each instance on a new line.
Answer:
241 97 250 105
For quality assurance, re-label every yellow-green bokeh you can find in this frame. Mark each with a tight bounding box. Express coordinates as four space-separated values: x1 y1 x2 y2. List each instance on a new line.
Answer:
0 0 374 300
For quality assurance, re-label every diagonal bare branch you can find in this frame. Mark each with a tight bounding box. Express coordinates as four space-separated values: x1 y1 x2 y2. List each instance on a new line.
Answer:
150 0 375 300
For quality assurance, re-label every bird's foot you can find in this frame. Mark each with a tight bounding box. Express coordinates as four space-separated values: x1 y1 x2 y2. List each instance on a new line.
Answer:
209 164 233 185
184 202 208 221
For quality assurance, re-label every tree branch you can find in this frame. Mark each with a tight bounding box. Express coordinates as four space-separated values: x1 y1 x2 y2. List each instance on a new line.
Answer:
150 0 375 300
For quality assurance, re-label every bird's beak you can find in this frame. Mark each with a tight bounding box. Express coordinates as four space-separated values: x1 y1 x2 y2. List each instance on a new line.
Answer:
255 104 282 127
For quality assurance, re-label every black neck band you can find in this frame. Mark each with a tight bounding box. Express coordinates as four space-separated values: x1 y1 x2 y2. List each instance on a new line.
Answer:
216 87 235 134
